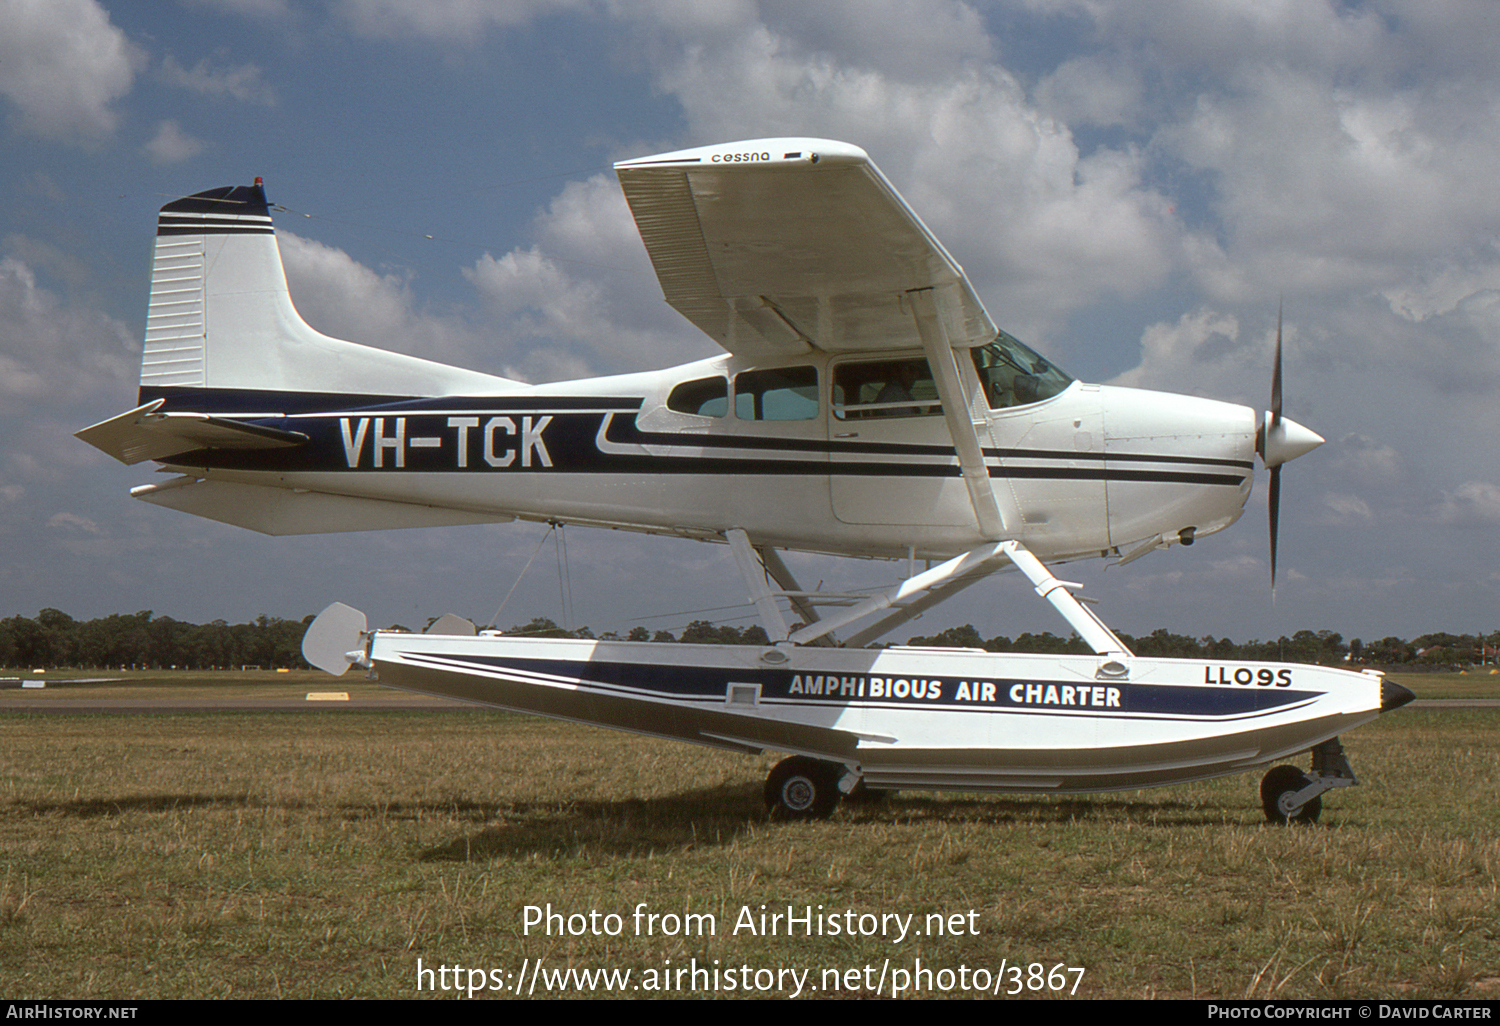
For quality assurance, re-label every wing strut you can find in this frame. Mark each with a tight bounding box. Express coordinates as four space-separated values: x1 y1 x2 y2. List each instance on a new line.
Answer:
908 286 1006 538
1002 542 1132 657
757 540 1131 656
725 529 844 646
782 543 1009 647
839 566 995 649
754 543 841 647
726 529 791 641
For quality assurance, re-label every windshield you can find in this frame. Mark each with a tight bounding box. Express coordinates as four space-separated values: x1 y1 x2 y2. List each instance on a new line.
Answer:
970 329 1073 408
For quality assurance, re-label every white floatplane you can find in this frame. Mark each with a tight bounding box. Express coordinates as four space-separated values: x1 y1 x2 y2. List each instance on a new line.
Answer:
79 138 1414 821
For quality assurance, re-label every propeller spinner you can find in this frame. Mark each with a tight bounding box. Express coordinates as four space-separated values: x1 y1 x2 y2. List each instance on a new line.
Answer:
1256 307 1324 587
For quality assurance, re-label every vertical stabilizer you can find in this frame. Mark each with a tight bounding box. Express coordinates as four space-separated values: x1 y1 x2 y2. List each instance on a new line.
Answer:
140 182 513 402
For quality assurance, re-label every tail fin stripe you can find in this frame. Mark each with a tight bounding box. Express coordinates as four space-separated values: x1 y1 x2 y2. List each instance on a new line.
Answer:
158 223 274 237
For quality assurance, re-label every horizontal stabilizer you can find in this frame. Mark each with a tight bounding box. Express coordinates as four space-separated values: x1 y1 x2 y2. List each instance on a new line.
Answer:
130 477 515 535
76 401 308 465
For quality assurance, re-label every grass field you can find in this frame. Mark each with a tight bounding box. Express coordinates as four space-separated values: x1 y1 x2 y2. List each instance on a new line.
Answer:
0 673 1497 1000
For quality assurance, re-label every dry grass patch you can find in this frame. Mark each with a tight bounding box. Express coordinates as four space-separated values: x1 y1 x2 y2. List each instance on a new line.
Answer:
0 708 1495 999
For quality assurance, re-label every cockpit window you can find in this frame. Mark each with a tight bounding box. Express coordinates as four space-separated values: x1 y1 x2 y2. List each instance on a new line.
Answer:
970 330 1073 408
734 366 818 421
832 358 941 419
667 376 727 417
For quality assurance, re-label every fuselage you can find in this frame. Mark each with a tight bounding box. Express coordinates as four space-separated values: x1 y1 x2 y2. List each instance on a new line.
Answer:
141 347 1257 562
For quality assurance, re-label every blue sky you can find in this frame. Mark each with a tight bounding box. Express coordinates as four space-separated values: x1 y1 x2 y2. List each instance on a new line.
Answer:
4 0 1500 645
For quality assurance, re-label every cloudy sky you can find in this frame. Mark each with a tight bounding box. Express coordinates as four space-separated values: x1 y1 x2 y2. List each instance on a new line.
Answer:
3 0 1498 646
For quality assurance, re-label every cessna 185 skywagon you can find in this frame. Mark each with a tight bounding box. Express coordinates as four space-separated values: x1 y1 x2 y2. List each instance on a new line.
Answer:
79 137 1413 823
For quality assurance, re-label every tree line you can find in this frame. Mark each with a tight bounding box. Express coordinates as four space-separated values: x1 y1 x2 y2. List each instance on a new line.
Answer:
492 617 1495 669
0 609 314 671
2 608 1493 671
900 624 1492 669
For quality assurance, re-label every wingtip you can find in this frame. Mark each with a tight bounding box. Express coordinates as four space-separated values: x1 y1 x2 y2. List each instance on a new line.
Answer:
615 137 868 171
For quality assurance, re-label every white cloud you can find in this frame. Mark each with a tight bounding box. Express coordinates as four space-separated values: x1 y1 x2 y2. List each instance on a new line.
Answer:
0 0 139 143
335 0 586 40
160 55 276 106
614 4 1182 336
0 256 137 413
278 175 694 387
1318 492 1374 526
1108 307 1248 395
1329 433 1403 488
1385 259 1500 325
1040 0 1394 81
757 0 993 80
277 231 484 370
1035 55 1146 129
47 512 101 535
1434 481 1500 528
144 120 207 164
184 0 295 22
462 174 714 377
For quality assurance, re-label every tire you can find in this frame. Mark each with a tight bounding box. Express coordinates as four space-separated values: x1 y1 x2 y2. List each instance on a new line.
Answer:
764 756 842 820
1260 764 1323 824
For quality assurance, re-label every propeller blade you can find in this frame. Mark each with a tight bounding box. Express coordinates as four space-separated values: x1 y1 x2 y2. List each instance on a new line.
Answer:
1271 302 1283 432
1269 464 1281 589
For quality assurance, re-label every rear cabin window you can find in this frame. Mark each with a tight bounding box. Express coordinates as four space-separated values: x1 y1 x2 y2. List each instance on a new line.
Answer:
666 376 727 417
832 358 941 419
734 366 819 421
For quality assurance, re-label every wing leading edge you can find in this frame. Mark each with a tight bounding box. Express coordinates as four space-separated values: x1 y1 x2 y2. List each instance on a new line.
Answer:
615 138 996 359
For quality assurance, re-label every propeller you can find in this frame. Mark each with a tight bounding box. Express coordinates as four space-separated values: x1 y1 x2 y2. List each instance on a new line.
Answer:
1255 305 1324 588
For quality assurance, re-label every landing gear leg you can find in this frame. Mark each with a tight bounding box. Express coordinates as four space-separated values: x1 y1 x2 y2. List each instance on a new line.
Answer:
764 756 846 820
1260 737 1360 824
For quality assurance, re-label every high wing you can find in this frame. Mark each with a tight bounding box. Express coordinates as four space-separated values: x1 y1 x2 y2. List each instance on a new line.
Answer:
615 138 996 359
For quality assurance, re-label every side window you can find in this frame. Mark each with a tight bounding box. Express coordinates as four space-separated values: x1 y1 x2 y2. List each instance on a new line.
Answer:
832 358 940 419
734 366 818 421
666 376 727 417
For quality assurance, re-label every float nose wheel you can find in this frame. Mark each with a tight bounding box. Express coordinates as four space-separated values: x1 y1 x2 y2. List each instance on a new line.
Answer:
1261 765 1323 823
1259 737 1361 824
764 756 844 820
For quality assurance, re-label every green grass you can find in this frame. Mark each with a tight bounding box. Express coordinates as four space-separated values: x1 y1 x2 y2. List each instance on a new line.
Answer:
0 706 1496 1000
1385 670 1500 700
